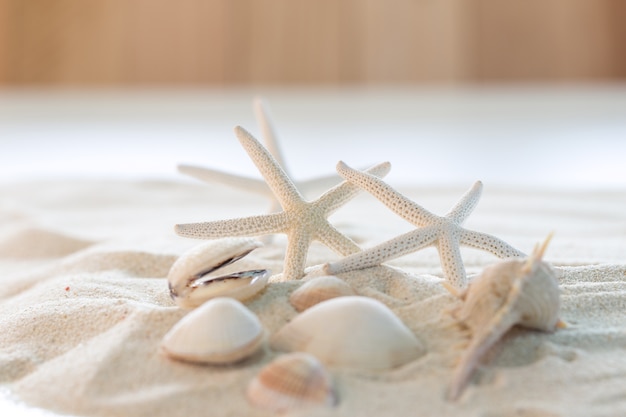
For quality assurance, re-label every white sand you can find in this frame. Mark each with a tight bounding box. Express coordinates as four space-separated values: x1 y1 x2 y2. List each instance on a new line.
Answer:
1 179 625 417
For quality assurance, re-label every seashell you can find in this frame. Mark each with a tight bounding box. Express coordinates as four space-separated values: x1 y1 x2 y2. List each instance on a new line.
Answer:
289 275 356 312
247 352 337 412
168 237 270 308
446 234 565 400
271 296 425 370
161 297 264 364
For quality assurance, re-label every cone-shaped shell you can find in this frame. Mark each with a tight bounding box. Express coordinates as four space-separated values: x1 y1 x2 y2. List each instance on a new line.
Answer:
289 275 356 312
454 259 560 335
247 352 336 412
271 296 425 370
167 238 268 309
447 235 561 400
162 297 264 364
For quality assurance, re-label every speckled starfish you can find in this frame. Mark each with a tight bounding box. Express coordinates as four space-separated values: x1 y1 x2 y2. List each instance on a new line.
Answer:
175 128 391 280
179 97 341 215
324 161 525 289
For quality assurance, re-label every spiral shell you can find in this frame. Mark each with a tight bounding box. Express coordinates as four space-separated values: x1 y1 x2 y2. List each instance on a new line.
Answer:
161 297 264 364
447 234 563 400
271 296 425 370
247 352 336 412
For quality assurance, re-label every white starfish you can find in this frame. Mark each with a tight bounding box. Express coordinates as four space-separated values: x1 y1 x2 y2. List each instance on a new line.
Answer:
178 97 341 215
175 128 391 281
324 161 525 289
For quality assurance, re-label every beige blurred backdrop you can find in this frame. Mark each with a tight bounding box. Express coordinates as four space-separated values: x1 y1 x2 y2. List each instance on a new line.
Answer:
1 0 625 86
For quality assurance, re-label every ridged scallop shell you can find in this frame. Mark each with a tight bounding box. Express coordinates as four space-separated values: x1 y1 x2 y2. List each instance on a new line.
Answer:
447 234 563 400
289 275 356 312
168 237 269 309
161 297 264 364
271 296 425 370
247 352 337 412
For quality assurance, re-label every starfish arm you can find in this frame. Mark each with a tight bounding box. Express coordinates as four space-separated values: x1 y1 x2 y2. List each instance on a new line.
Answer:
315 223 361 256
460 229 526 259
234 126 304 209
253 97 289 174
282 228 313 280
177 164 272 196
336 161 437 226
316 161 391 214
174 212 288 239
444 181 483 225
436 229 468 289
325 225 440 275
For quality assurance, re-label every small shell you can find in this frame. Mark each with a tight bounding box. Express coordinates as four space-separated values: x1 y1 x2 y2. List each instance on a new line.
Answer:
289 275 356 312
168 238 269 308
447 234 563 400
247 352 337 412
271 296 425 370
161 297 264 364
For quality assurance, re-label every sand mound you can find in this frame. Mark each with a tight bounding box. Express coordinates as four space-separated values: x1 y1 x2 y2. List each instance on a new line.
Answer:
0 228 93 259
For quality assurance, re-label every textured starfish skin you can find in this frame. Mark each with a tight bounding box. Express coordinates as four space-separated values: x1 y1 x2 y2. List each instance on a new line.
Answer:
178 98 341 214
175 128 391 280
324 161 525 288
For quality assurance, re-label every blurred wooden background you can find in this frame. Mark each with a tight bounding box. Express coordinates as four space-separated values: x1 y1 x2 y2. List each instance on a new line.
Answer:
1 0 624 86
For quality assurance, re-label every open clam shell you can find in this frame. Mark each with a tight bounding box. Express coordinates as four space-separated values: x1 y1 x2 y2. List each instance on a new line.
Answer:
289 275 356 312
247 352 337 413
168 237 269 309
271 296 425 370
161 297 264 364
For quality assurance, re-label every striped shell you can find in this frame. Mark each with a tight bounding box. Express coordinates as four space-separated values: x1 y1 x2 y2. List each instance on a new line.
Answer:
167 238 269 309
247 352 336 412
161 297 264 364
271 296 425 370
289 275 356 312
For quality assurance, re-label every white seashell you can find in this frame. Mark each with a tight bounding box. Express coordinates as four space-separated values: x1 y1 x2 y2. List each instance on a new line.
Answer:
289 275 356 312
446 234 564 400
247 352 337 412
168 237 269 308
271 296 425 370
161 297 264 364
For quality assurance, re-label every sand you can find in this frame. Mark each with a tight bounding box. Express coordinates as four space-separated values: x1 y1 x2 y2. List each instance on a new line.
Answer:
1 179 625 417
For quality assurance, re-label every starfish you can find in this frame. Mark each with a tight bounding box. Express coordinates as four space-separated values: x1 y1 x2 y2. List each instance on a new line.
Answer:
324 162 525 289
175 127 391 280
178 97 341 215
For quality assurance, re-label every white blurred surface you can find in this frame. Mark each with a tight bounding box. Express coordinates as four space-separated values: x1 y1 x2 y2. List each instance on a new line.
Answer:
0 389 65 417
1 86 626 190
